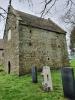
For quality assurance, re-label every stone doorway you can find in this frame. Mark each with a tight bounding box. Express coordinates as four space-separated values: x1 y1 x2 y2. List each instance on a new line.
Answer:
8 61 11 74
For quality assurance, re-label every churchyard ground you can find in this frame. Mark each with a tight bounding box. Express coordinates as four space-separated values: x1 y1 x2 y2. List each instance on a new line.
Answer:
0 59 75 100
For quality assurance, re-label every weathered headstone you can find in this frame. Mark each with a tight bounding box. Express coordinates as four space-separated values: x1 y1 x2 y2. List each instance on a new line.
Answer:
41 66 53 91
32 66 38 83
61 67 75 99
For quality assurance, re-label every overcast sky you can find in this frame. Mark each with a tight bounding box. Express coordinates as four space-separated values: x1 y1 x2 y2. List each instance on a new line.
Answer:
0 0 72 37
0 0 73 53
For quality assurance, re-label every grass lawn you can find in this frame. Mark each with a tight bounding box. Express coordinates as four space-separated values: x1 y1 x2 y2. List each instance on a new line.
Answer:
0 70 67 100
70 59 75 68
1 59 75 100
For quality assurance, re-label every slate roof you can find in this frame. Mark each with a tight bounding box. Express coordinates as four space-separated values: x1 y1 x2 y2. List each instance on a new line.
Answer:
15 10 66 34
8 6 66 34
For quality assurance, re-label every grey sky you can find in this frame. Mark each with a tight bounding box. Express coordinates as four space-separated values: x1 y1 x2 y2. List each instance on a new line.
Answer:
0 0 72 35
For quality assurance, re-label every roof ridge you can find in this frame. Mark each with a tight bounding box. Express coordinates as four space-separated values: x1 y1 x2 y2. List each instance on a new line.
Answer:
9 6 66 34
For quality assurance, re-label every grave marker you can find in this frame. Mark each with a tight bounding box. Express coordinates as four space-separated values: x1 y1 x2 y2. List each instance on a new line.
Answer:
61 67 75 99
32 66 38 83
41 66 53 91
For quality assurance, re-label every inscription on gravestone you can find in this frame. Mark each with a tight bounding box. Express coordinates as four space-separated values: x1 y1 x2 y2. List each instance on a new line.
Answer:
41 66 53 91
61 67 75 99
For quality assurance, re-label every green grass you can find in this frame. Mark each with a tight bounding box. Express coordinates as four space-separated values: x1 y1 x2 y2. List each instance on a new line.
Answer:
0 59 75 100
0 70 67 100
70 59 75 67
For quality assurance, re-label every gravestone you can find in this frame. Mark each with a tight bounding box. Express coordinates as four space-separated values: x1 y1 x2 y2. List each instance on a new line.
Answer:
41 66 53 91
31 66 38 83
61 67 75 99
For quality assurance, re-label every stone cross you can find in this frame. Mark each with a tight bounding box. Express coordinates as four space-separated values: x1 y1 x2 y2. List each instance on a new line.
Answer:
41 66 53 91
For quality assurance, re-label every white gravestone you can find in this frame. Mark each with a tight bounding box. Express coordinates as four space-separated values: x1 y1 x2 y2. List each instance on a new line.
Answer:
41 66 53 91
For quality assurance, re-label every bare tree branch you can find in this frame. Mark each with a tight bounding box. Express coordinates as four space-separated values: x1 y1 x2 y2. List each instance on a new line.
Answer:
64 19 75 24
0 7 7 13
0 0 33 21
0 13 5 19
43 0 57 16
63 0 75 25
41 0 54 17
0 0 75 25
19 0 33 7
40 0 75 25
0 6 7 22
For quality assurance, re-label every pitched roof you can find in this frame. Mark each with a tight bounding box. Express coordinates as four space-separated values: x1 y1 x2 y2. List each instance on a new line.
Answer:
9 6 66 34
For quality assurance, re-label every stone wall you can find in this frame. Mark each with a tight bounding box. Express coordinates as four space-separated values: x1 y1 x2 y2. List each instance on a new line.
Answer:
0 50 4 65
4 7 19 75
19 24 69 75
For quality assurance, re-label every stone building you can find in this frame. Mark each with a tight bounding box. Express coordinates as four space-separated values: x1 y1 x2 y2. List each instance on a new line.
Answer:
3 5 69 75
0 39 4 65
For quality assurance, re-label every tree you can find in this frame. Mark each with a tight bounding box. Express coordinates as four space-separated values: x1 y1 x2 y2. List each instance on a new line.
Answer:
70 27 75 56
0 0 31 20
0 0 75 25
41 0 75 26
0 6 7 20
0 0 11 20
61 0 75 26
